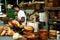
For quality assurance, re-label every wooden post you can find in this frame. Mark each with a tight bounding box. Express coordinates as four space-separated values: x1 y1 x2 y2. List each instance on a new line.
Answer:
17 0 18 5
5 0 7 13
32 0 35 2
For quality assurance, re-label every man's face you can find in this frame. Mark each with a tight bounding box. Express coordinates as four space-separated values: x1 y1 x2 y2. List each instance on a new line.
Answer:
14 7 20 12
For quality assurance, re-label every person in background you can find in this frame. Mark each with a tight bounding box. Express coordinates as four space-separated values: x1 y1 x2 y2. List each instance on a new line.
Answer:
7 4 15 19
13 5 26 26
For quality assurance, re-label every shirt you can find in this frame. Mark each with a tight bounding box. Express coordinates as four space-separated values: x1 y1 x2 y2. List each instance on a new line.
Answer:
18 10 26 25
8 8 15 19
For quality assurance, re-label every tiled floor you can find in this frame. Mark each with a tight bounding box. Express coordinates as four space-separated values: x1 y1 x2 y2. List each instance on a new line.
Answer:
0 36 13 40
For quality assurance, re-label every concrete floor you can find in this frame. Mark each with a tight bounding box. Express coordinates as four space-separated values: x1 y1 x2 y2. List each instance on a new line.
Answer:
0 36 13 40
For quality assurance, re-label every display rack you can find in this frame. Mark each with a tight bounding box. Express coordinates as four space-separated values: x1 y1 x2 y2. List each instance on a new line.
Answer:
45 7 60 10
45 0 60 39
19 0 45 10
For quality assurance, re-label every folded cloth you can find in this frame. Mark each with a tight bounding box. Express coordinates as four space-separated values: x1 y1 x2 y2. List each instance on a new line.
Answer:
13 33 23 40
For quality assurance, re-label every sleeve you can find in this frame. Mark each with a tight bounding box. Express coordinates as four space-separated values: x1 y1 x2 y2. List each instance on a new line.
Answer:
18 10 25 20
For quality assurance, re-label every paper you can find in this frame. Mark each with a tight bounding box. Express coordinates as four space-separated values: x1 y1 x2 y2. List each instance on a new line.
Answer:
39 12 46 22
0 6 1 12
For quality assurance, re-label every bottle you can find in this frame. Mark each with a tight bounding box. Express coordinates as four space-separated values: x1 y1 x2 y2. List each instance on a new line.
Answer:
57 31 60 40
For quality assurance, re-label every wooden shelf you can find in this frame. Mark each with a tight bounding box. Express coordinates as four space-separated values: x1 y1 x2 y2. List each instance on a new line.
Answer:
34 1 45 4
56 20 60 21
49 18 60 20
45 7 60 10
20 1 45 5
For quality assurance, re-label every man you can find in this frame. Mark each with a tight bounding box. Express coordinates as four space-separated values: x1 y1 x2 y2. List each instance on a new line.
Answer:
7 4 15 19
13 5 26 25
12 5 26 35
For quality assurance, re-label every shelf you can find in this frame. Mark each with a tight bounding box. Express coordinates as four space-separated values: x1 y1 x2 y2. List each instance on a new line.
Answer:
45 7 60 10
34 1 45 4
49 19 60 21
56 20 60 21
0 14 6 17
20 1 45 5
48 19 60 25
49 23 60 25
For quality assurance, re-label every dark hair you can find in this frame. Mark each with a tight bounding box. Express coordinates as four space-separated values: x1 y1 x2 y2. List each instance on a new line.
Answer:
13 5 20 9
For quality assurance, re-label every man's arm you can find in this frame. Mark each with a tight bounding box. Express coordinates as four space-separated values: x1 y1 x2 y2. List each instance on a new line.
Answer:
18 10 26 24
18 17 25 24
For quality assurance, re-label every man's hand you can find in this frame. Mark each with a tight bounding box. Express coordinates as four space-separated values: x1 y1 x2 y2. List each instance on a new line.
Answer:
18 17 25 24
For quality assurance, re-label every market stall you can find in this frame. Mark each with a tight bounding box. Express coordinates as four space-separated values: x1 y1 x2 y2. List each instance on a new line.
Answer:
1 0 60 40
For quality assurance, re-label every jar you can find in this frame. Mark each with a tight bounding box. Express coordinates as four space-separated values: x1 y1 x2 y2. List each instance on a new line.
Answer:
49 30 57 39
39 29 48 40
47 2 53 7
24 33 38 40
